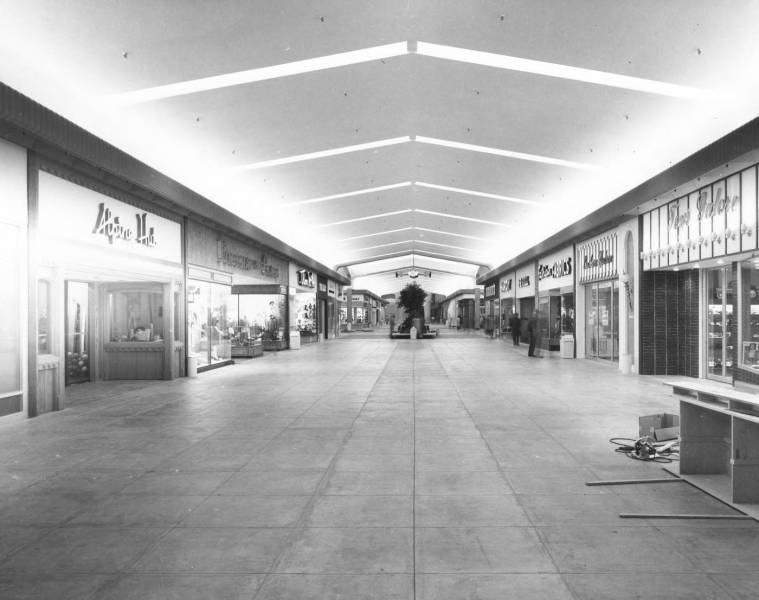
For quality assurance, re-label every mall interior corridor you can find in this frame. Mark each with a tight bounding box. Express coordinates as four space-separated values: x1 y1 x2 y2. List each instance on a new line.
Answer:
1 334 758 599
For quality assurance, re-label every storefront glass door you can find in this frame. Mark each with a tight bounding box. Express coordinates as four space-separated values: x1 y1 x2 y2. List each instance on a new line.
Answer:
706 267 734 380
585 281 619 361
65 281 90 384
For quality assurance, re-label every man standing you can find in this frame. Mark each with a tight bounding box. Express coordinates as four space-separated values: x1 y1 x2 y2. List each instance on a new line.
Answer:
527 310 541 357
509 311 521 346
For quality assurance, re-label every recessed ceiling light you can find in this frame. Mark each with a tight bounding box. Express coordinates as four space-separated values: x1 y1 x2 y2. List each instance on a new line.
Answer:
235 137 410 170
416 42 715 100
415 181 539 205
285 182 413 206
415 137 595 170
107 42 408 104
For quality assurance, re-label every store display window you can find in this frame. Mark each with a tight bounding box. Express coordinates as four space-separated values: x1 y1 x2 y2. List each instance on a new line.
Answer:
0 223 21 395
585 281 619 361
188 282 233 368
739 261 759 371
232 293 286 351
107 285 164 342
294 292 317 340
38 279 51 353
706 267 735 379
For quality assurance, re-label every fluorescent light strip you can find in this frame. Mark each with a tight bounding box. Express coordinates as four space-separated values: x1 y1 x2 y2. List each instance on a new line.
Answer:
342 250 415 263
416 42 710 99
415 136 594 170
415 208 511 228
415 181 538 205
352 240 414 252
414 249 488 261
236 137 410 171
415 239 480 252
108 42 408 104
414 226 493 242
286 182 413 206
318 209 413 228
339 227 414 242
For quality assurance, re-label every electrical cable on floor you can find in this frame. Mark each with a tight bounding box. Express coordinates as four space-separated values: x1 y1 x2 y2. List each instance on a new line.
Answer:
609 436 680 463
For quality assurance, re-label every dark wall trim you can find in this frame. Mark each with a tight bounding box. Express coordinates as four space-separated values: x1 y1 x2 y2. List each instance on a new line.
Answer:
0 83 348 285
479 116 759 284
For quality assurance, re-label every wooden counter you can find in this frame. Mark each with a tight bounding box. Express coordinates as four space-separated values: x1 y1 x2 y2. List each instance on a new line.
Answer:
103 341 183 380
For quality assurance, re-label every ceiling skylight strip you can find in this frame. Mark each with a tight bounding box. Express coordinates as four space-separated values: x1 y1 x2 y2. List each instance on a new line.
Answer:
318 209 413 228
235 137 410 170
415 208 511 228
339 227 414 242
286 182 413 206
415 42 711 99
415 136 594 170
415 181 539 205
108 42 408 104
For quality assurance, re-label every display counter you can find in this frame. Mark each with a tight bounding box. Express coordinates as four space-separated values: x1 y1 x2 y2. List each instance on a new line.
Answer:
103 341 183 380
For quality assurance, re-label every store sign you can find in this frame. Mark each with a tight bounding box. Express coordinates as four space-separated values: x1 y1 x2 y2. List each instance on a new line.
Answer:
318 282 327 293
38 172 182 264
579 233 618 283
297 269 315 288
93 203 157 247
500 279 512 293
484 283 497 297
538 257 572 280
216 240 280 280
667 187 739 232
519 275 531 288
352 294 364 302
327 281 336 296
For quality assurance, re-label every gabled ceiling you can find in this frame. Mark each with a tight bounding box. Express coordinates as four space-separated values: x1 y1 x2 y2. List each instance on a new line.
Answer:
2 1 759 295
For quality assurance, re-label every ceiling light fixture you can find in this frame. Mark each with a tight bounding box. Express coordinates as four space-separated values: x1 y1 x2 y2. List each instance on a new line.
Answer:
107 42 408 104
285 182 413 206
414 208 511 227
415 181 539 204
414 227 493 241
338 227 415 242
318 208 413 228
415 136 595 170
235 136 410 171
416 42 713 99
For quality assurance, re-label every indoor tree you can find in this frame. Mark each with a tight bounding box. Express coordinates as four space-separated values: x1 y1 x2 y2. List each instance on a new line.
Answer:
397 282 428 331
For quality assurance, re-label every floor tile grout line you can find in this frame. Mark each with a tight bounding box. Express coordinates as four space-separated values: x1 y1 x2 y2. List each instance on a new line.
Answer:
412 344 417 600
249 342 401 599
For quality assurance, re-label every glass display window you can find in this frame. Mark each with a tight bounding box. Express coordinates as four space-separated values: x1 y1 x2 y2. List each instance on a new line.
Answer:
294 292 317 337
107 284 164 343
38 279 51 354
739 260 759 371
706 267 735 380
232 293 286 346
65 281 90 384
0 223 21 395
585 281 619 361
188 281 233 368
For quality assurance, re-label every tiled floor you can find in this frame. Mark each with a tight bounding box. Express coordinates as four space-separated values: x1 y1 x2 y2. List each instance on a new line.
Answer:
2 330 758 599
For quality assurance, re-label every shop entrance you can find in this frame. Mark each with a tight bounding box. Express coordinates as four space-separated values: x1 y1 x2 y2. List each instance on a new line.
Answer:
585 281 619 361
706 267 734 380
320 299 328 339
65 281 90 385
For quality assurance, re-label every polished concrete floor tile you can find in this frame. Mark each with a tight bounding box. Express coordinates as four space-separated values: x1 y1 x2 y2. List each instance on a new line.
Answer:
255 574 413 599
307 495 412 527
0 526 52 559
517 492 637 525
415 452 499 472
416 574 573 600
277 527 413 573
661 526 759 570
215 469 325 495
95 574 264 600
415 470 512 495
415 495 530 527
243 451 335 471
182 494 311 527
131 527 292 573
69 494 207 526
120 470 231 495
4 526 166 573
0 575 111 600
709 572 759 599
333 453 413 472
563 573 727 600
324 470 413 495
504 468 605 494
0 493 92 526
416 527 556 573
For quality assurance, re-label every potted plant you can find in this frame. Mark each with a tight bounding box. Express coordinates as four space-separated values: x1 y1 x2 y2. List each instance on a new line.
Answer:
398 282 428 338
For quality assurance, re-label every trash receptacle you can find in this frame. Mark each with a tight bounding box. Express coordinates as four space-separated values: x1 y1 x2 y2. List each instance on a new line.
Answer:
187 355 198 378
289 330 301 350
560 335 574 358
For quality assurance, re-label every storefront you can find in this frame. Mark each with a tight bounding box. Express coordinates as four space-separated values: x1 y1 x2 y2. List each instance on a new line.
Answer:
577 233 619 363
1 139 26 417
537 247 575 352
34 168 184 405
483 279 499 336
516 264 536 334
639 159 759 383
499 272 516 334
290 264 318 343
187 220 290 362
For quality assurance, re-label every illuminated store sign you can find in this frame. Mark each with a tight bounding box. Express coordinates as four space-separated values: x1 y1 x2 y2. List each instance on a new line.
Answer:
500 278 513 293
297 269 315 288
93 203 157 247
216 241 280 280
538 257 572 280
484 283 497 297
519 275 531 288
578 233 618 283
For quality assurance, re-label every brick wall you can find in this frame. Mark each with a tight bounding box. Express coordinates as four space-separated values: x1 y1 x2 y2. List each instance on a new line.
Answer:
640 269 699 376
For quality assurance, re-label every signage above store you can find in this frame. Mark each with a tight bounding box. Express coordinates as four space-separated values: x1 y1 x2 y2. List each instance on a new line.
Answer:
484 283 497 298
327 281 336 296
351 294 364 302
297 269 315 288
578 233 618 283
216 240 280 280
500 279 513 293
93 203 157 247
538 257 572 281
519 275 531 288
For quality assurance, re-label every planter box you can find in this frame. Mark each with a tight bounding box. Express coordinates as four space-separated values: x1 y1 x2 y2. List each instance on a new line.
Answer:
262 339 287 351
232 342 263 358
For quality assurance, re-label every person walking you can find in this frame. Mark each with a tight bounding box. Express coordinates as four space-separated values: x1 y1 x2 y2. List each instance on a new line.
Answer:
509 311 521 346
527 310 542 357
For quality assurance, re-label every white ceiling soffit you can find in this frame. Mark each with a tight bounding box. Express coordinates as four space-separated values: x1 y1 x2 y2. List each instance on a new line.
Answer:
2 2 759 296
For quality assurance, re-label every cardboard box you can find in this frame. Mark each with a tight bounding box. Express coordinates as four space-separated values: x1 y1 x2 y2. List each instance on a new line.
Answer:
639 413 680 441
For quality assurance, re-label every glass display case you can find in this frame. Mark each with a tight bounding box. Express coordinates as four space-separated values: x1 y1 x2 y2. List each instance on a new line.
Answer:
293 292 317 343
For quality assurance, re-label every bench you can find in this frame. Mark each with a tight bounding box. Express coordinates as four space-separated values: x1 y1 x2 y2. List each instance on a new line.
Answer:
663 379 759 508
